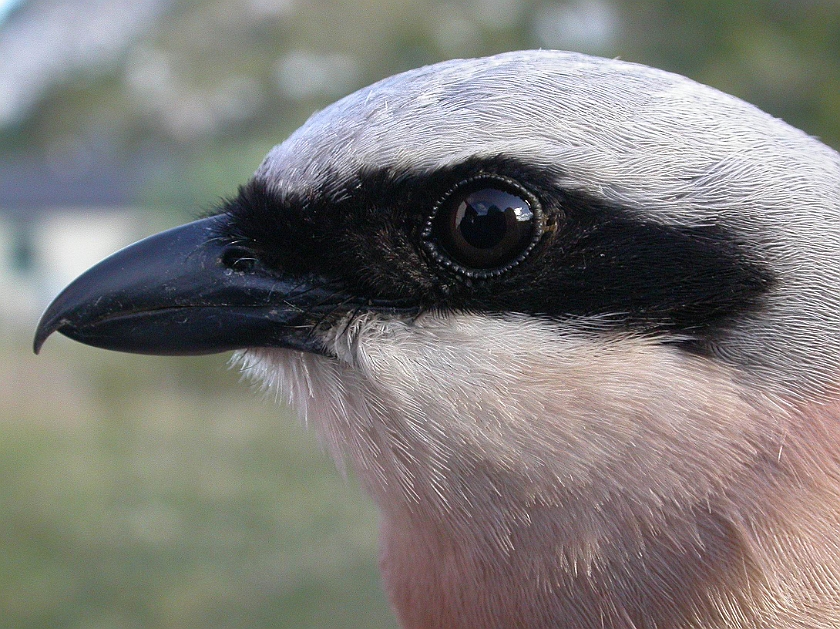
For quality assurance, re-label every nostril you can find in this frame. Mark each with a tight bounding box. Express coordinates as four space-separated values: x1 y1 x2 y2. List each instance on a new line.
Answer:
220 246 258 272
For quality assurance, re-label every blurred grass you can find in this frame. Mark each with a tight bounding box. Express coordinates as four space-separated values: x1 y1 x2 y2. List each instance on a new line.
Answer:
0 327 396 629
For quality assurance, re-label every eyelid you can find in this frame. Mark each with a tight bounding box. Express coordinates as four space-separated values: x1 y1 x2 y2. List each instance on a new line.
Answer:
420 174 547 279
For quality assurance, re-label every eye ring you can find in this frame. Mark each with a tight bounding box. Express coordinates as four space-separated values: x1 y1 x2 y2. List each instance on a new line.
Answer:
421 174 546 278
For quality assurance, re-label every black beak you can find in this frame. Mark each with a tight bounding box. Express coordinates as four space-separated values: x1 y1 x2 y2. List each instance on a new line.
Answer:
34 216 339 356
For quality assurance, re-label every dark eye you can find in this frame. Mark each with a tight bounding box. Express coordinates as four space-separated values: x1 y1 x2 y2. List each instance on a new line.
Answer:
220 245 259 272
423 176 544 277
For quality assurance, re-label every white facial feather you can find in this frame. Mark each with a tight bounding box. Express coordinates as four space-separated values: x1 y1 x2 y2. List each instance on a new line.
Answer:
238 314 775 533
254 50 840 398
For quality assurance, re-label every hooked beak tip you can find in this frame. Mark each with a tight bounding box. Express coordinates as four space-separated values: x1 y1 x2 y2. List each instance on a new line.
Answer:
34 287 82 354
33 313 65 355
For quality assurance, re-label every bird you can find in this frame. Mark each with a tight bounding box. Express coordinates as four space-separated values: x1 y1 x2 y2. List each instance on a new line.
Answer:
34 50 840 628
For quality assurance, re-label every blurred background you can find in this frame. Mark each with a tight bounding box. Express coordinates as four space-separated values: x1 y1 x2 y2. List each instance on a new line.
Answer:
1 0 839 627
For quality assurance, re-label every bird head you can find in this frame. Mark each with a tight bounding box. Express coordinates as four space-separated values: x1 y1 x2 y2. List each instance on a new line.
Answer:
34 51 840 627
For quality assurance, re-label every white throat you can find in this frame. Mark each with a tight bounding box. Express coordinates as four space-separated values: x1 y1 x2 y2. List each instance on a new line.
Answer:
236 313 775 537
